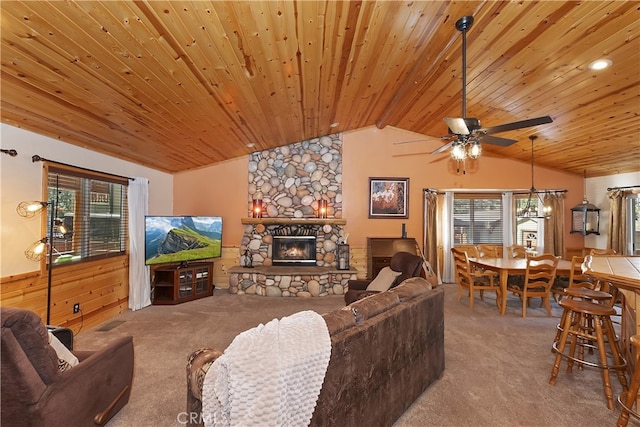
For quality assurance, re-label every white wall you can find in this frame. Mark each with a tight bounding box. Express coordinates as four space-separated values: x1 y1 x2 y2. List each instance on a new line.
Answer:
585 171 640 249
0 124 173 277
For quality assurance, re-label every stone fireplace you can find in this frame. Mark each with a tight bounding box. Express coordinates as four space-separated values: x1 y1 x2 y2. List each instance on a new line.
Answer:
228 133 356 297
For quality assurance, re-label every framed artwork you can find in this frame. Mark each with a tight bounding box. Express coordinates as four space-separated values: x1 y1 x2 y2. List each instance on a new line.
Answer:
368 177 409 219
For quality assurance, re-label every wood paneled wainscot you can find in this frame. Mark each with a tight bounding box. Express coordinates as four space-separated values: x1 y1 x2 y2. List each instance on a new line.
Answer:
0 256 129 333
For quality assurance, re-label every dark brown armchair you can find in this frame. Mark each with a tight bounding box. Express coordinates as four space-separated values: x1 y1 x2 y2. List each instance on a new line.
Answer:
1 307 134 427
344 251 426 304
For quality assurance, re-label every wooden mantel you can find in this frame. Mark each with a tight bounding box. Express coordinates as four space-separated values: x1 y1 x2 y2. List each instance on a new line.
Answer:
241 218 346 225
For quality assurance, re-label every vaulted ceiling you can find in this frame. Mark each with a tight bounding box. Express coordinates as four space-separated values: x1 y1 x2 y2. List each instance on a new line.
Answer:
1 1 638 176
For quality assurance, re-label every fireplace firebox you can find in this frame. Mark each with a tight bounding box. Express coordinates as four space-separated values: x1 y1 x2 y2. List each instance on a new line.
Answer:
272 235 317 266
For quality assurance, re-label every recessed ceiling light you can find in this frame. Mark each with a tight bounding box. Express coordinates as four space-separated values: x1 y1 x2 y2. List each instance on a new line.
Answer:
588 59 612 71
246 142 255 148
329 122 339 128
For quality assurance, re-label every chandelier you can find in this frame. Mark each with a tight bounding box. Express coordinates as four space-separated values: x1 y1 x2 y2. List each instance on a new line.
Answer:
517 135 551 219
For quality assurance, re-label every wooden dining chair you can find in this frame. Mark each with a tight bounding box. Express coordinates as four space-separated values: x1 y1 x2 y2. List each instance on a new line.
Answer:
506 244 527 259
452 247 501 310
477 244 500 258
506 253 559 317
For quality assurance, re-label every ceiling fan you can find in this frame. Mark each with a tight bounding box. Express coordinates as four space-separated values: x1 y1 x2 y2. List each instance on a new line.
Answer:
404 16 554 162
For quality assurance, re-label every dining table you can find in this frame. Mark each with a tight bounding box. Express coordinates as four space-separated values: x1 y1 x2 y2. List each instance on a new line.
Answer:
468 257 572 315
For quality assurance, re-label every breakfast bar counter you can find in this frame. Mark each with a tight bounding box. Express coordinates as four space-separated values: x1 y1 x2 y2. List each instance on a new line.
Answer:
583 256 640 369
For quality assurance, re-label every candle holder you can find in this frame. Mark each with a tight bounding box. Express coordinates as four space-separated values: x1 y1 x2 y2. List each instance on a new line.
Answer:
317 199 328 218
251 199 264 218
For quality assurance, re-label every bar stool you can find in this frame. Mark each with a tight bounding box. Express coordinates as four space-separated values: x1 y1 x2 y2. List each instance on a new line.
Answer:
552 287 613 350
552 255 614 350
618 335 640 427
550 298 628 409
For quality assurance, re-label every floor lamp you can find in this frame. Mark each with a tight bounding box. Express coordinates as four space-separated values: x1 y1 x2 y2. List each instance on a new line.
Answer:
17 180 62 325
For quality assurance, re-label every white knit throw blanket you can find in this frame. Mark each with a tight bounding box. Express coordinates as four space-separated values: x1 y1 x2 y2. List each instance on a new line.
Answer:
201 310 331 427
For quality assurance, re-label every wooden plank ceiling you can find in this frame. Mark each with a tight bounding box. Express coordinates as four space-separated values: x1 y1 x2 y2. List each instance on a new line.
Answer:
1 1 638 177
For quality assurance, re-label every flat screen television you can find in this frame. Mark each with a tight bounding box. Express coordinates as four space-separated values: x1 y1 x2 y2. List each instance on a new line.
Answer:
144 216 222 266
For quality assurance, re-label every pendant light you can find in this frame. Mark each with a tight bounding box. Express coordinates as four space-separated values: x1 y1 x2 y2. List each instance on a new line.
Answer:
517 135 551 219
570 171 600 235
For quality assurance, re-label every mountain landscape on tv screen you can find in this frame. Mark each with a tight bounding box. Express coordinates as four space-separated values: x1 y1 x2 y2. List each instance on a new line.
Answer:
145 216 222 265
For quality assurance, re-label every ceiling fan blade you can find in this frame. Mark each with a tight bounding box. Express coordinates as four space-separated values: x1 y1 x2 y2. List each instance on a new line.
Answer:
480 135 518 147
430 140 454 154
444 118 470 135
481 116 553 135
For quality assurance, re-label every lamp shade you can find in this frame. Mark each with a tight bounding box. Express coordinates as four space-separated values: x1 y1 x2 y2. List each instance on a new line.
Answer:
570 197 600 235
16 201 48 218
25 238 47 261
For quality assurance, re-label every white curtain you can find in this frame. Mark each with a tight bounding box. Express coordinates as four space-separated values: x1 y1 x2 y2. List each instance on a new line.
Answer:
441 192 454 283
502 192 514 248
128 177 151 311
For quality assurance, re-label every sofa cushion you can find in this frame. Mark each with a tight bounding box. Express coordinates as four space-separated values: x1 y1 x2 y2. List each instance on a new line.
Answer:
366 267 401 292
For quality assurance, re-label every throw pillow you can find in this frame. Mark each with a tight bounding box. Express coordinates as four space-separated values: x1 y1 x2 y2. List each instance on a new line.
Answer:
366 267 402 292
48 331 79 372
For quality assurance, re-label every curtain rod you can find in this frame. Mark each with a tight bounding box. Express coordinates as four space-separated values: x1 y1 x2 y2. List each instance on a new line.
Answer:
512 189 567 195
607 185 640 191
424 188 443 194
32 155 134 181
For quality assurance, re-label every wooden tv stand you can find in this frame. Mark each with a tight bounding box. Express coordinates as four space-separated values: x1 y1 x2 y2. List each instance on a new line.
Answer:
151 262 214 305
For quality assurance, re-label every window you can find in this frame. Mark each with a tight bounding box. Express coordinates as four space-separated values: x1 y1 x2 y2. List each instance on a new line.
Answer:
47 165 128 265
453 194 502 245
514 195 543 249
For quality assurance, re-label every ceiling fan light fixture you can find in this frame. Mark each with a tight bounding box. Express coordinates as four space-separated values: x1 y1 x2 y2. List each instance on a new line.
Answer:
451 142 467 161
468 141 482 159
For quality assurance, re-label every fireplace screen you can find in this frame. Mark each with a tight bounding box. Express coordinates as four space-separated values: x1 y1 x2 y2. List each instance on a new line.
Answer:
272 236 317 266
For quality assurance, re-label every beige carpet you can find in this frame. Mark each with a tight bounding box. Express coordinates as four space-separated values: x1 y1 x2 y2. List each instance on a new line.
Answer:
75 284 627 426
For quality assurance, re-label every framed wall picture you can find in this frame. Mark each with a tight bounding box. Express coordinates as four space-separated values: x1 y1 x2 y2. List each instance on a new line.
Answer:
368 177 409 219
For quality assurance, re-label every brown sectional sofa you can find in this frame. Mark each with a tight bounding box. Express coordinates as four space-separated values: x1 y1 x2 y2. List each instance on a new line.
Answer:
186 276 445 426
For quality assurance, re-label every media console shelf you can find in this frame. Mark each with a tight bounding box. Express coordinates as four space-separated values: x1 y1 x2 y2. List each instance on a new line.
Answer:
152 262 213 305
